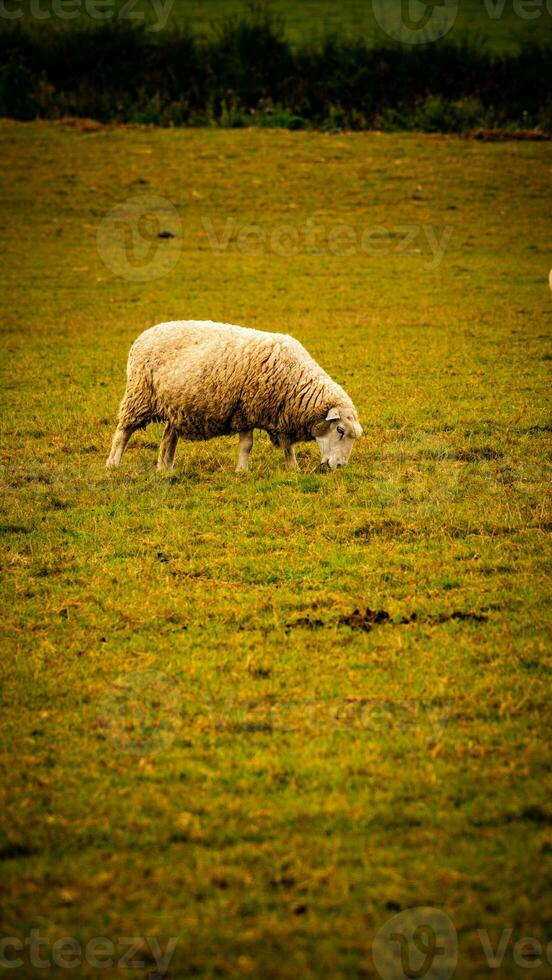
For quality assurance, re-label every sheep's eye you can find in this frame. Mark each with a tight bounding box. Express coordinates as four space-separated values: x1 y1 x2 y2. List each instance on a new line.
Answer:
337 426 345 437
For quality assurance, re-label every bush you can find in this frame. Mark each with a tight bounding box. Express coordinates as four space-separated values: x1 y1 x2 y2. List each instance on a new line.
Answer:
417 96 488 133
0 15 551 133
0 55 39 120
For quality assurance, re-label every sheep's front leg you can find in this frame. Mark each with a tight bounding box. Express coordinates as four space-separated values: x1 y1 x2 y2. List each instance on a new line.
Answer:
283 441 298 471
236 430 253 472
157 423 179 471
106 424 136 468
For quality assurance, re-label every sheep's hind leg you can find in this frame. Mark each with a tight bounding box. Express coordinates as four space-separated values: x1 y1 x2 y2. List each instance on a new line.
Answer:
157 423 179 471
283 441 298 471
236 430 253 472
106 424 137 468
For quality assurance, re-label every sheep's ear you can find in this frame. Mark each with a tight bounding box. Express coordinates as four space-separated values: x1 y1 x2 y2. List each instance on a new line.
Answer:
313 408 340 438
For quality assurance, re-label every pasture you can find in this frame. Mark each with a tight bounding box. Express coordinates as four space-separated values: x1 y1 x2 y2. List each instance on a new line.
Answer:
150 0 552 47
0 121 551 978
11 0 552 48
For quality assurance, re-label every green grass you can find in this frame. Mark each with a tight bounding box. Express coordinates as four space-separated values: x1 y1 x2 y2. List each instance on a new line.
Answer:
11 0 552 48
162 0 552 47
0 120 551 978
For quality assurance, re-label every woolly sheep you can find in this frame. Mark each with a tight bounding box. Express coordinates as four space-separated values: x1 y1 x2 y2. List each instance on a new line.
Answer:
106 320 362 472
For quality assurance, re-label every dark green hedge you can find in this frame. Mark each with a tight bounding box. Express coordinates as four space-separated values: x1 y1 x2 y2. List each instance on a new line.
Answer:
1 12 551 131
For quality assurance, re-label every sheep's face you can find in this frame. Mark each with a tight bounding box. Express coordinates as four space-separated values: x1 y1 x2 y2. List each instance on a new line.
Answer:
313 408 362 470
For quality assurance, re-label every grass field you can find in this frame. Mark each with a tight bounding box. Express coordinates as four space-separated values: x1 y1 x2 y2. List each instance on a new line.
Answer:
11 0 552 48
154 0 552 47
0 120 551 978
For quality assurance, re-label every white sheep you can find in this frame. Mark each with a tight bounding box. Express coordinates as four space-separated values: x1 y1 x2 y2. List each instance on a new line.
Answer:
106 320 362 472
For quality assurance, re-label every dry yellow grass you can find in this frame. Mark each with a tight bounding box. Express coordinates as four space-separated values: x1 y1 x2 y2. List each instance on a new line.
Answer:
0 121 551 978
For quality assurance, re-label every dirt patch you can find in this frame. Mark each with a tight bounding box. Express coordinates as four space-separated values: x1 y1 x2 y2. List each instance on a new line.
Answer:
453 447 504 461
287 606 490 633
338 608 488 630
0 523 34 535
156 551 172 563
46 117 148 133
48 496 73 511
285 615 324 633
0 842 35 860
472 805 552 828
230 722 273 734
338 608 391 632
352 520 416 540
468 128 550 142
434 610 488 623
520 805 552 825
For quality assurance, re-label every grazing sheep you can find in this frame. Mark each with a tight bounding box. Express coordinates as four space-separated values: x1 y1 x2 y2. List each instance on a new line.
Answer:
106 320 362 472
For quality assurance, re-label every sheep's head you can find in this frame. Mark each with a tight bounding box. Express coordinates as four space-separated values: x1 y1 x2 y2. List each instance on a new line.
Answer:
312 407 362 470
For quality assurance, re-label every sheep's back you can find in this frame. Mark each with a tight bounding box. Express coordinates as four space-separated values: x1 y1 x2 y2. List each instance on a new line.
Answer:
128 321 281 437
125 320 341 440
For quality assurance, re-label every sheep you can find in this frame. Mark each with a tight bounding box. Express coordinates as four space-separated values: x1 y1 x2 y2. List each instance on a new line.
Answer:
106 320 362 472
